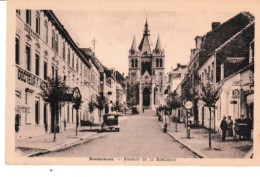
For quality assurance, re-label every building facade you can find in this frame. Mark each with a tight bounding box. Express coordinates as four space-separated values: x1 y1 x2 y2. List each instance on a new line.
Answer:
15 10 97 139
127 20 166 110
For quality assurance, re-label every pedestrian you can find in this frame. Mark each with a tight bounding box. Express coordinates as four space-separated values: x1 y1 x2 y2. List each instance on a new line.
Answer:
227 116 233 139
143 108 145 113
220 116 228 141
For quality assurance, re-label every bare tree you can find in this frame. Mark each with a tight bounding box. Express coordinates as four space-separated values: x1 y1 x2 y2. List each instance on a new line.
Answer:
199 74 222 148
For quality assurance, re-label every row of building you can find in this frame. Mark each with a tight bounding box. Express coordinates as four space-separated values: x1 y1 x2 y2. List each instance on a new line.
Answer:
167 12 254 133
15 10 127 139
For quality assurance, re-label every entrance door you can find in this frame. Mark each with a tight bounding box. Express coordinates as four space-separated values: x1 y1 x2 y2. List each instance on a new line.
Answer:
143 88 150 107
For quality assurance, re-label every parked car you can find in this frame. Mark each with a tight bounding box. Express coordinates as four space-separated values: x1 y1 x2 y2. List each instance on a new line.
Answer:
101 114 120 132
234 118 252 140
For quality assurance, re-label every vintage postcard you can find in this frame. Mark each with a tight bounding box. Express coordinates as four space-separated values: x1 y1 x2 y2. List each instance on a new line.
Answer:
5 0 260 165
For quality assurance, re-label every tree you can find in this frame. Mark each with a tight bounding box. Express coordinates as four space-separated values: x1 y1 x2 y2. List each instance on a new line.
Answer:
95 93 107 121
199 74 222 148
166 91 182 131
40 76 70 141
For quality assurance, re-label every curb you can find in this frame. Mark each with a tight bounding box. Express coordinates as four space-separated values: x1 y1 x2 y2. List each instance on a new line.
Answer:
24 132 98 157
158 123 207 158
243 148 253 159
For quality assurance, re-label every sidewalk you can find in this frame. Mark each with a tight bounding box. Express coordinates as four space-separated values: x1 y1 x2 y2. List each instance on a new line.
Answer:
15 125 101 157
15 115 133 157
159 121 253 158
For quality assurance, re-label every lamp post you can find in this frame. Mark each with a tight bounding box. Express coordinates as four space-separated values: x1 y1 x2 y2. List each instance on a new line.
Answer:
73 87 82 136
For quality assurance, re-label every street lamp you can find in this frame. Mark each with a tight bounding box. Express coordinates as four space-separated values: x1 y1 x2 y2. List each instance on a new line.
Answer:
73 87 82 136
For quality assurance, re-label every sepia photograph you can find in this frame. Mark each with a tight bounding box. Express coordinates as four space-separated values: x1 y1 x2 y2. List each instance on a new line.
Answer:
5 0 260 165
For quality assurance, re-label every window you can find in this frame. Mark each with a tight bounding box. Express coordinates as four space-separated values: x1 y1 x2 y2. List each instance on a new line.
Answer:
72 54 74 68
36 12 40 35
35 53 40 76
15 37 20 65
62 42 65 60
76 58 78 72
67 105 70 122
44 61 47 80
55 35 59 53
160 58 163 67
35 99 40 124
80 62 82 75
131 59 134 68
26 10 31 26
44 21 48 43
135 59 138 67
26 45 31 71
52 66 55 79
249 41 254 63
16 10 20 15
52 31 55 50
68 49 70 65
72 107 74 123
44 103 48 125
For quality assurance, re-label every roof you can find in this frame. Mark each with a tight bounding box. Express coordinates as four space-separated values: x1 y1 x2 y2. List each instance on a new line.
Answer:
198 12 254 67
172 63 187 71
138 20 152 54
44 11 91 68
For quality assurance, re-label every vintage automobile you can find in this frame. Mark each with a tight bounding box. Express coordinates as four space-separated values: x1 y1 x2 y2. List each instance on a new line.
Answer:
101 114 120 132
234 118 252 140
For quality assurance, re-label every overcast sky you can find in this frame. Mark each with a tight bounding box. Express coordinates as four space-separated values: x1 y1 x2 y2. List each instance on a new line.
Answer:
54 10 243 75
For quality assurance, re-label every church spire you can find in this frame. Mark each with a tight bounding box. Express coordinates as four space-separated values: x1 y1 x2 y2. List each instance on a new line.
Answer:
130 35 137 51
155 34 161 50
143 18 150 36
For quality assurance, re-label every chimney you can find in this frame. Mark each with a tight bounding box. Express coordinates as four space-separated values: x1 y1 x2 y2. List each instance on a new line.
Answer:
195 36 203 49
190 48 197 60
212 22 221 30
177 63 180 68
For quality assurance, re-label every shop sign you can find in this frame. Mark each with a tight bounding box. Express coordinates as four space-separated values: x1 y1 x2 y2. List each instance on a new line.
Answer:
232 80 241 86
184 101 193 109
230 100 237 104
15 106 31 113
227 57 245 63
232 89 240 98
17 67 43 88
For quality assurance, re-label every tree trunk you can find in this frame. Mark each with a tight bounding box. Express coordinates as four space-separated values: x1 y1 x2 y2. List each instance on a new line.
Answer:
76 109 79 136
209 107 212 148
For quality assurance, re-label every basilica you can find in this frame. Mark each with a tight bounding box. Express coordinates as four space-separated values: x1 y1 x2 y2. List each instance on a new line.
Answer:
128 20 166 110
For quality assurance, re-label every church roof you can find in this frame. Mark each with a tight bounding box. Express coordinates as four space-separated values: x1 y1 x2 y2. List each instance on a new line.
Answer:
138 19 152 55
155 34 161 51
130 35 137 51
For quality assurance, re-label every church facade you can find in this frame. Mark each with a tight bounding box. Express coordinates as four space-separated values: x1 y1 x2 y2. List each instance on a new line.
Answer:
128 20 166 110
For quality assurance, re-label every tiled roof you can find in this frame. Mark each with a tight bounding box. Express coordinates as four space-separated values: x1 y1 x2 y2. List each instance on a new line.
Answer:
198 12 254 67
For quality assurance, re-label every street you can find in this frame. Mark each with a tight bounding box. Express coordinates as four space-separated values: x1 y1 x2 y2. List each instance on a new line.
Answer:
41 111 198 158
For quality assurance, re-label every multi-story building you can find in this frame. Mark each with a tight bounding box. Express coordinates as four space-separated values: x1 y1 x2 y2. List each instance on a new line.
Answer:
127 20 166 110
168 63 187 93
177 12 254 132
115 71 127 108
15 10 93 139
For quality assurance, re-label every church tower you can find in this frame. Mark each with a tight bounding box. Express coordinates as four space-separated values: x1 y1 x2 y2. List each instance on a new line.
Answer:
128 19 165 110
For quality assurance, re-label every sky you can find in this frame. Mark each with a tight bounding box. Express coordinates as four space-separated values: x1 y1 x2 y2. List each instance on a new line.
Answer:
54 10 243 75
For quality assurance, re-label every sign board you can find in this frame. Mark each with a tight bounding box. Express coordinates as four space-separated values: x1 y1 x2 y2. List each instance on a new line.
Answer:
230 100 237 104
184 101 193 109
232 89 240 98
227 57 245 63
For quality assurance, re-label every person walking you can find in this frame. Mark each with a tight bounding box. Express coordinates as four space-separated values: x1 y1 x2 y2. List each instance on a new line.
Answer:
227 116 234 139
220 116 228 141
